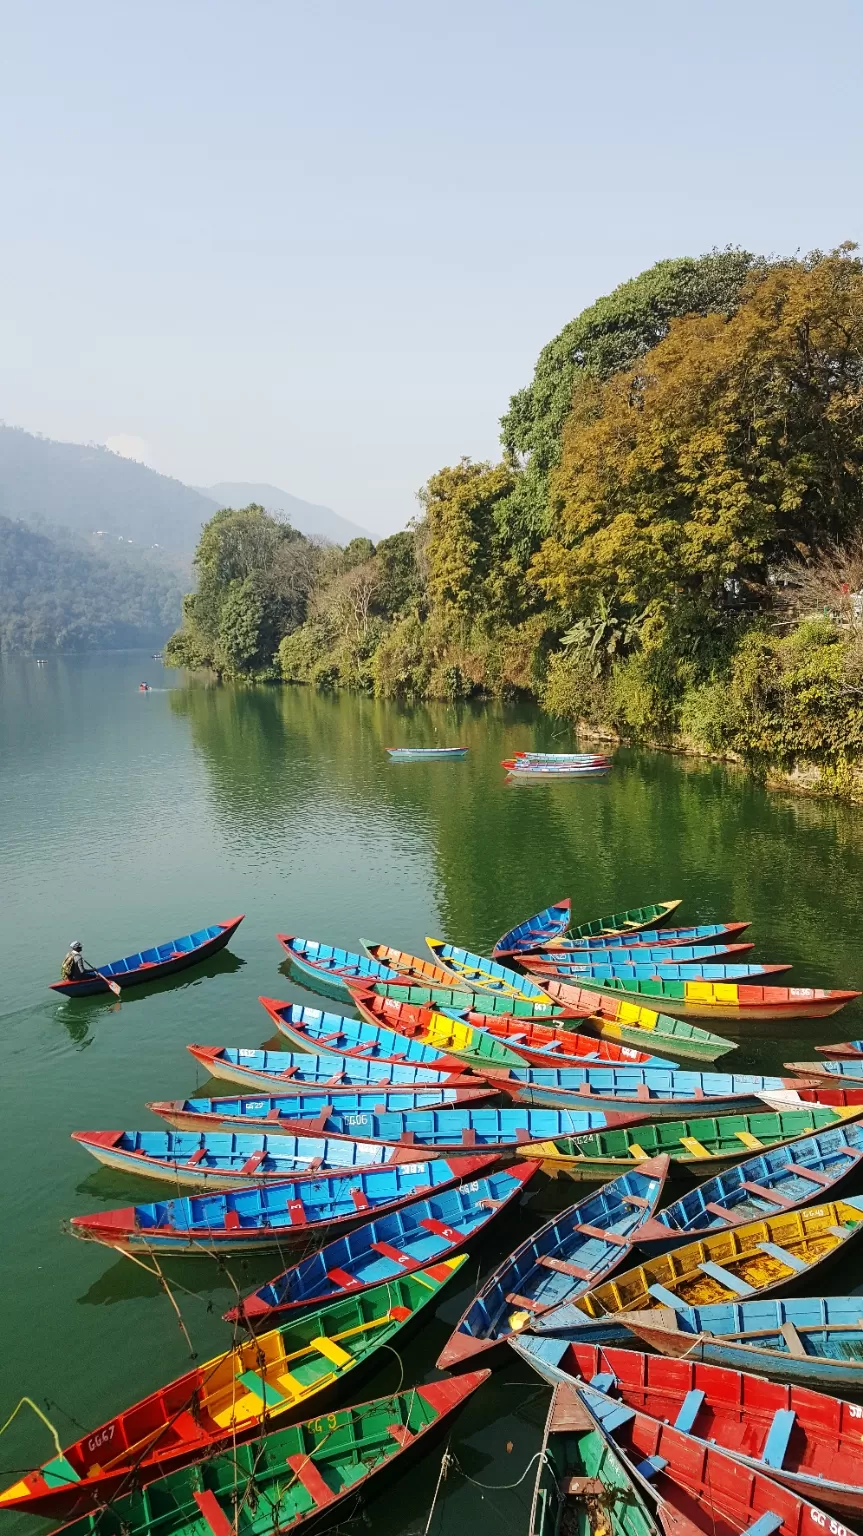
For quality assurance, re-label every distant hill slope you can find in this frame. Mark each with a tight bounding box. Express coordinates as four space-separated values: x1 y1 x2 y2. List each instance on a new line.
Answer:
0 517 184 653
0 425 216 553
199 482 371 543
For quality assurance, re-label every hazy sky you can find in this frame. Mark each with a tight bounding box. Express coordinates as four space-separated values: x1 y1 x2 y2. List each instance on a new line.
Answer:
1 2 861 537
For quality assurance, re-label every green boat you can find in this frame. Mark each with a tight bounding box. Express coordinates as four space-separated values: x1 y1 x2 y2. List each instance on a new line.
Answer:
368 981 567 1020
531 1383 665 1536
522 1104 863 1182
569 900 682 939
54 1374 489 1536
539 978 735 1063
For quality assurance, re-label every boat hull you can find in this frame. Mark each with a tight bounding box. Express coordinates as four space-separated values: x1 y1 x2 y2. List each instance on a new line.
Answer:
50 917 244 996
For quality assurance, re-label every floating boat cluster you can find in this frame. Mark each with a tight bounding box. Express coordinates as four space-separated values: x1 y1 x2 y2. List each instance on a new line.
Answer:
20 897 863 1534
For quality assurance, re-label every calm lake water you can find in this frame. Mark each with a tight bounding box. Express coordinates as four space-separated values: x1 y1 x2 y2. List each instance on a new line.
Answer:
4 651 863 1536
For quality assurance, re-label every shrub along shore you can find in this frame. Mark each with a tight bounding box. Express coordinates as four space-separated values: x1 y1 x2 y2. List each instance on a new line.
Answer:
167 246 863 802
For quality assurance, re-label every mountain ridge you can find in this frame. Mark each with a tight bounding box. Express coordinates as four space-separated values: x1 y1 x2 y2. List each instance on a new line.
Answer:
197 481 371 543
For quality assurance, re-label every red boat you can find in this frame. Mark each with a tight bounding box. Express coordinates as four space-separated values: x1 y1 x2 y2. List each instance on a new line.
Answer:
519 1340 863 1520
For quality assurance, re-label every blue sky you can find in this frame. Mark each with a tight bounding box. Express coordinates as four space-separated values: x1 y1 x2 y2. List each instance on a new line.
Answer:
1 1 861 536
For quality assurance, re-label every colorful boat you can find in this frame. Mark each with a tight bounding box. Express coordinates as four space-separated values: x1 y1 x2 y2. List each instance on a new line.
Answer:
69 1155 498 1254
37 1374 489 1536
526 942 756 967
785 1058 863 1083
346 988 561 1070
486 1066 813 1118
547 923 753 953
515 751 611 763
458 1009 678 1069
503 759 611 776
49 917 244 997
532 973 862 1021
386 746 468 758
568 901 684 939
815 1040 863 1058
516 1373 856 1536
0 1263 466 1519
437 1158 669 1368
522 1105 863 1181
227 1163 536 1324
616 1298 863 1391
185 1043 474 1094
530 1385 676 1536
259 997 467 1069
791 1086 863 1109
539 978 737 1062
267 1104 646 1153
632 1121 863 1250
515 1339 863 1519
359 979 568 1020
362 939 551 1002
148 1083 495 1136
493 898 573 957
531 1198 863 1323
70 1129 417 1188
526 961 792 984
276 935 410 1001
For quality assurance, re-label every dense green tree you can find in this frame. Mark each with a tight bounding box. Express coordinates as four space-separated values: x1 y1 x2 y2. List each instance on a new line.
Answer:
374 530 420 616
419 459 516 615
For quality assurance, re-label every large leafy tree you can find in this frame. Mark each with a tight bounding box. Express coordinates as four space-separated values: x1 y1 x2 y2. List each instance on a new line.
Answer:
531 248 863 629
419 459 516 617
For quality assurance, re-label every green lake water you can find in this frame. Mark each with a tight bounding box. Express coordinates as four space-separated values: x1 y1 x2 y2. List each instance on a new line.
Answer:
3 651 863 1536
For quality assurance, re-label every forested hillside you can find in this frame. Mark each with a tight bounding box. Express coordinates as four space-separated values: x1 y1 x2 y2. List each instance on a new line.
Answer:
0 518 185 653
167 245 863 790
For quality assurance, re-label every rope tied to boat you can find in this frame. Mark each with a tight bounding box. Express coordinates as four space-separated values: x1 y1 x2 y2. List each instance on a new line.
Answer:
0 1399 64 1462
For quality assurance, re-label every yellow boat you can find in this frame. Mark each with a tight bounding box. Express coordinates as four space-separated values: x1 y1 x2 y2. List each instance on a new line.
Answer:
554 1198 863 1319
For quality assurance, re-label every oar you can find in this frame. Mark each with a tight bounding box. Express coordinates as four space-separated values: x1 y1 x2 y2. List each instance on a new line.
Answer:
84 957 121 998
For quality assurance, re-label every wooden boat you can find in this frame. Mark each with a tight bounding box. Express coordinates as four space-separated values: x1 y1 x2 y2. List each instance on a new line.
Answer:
259 996 468 1069
515 1339 863 1519
49 917 244 997
437 1158 669 1368
568 901 684 939
276 935 409 1001
531 1197 863 1323
516 1373 857 1536
790 1086 863 1109
346 987 559 1070
615 1298 863 1392
386 746 468 758
227 1162 536 1324
69 1154 498 1255
536 973 861 1022
526 961 793 984
549 923 753 953
526 942 756 967
515 751 611 762
39 1373 489 1536
268 1103 647 1153
363 938 551 1002
632 1120 863 1251
458 1009 678 1069
503 759 611 776
0 1263 466 1519
522 1105 863 1182
785 1058 863 1083
530 1385 676 1536
360 978 568 1020
486 1066 814 1118
815 1040 863 1058
424 939 554 1000
149 1083 495 1135
493 898 573 957
70 1129 418 1188
185 1043 474 1093
539 978 736 1062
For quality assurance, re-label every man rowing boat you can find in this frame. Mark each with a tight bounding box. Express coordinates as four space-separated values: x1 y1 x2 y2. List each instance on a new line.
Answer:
60 941 97 983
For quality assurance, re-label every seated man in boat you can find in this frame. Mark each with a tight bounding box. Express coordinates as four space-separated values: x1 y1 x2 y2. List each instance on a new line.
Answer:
60 941 97 982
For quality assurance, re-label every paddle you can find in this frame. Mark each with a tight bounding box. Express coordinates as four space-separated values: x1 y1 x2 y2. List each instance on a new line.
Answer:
83 956 121 998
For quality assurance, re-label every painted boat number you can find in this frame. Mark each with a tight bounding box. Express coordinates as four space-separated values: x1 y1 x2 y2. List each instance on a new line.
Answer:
247 1102 267 1111
87 1424 116 1453
462 1182 479 1192
344 1114 370 1126
399 1164 426 1173
239 1050 258 1057
809 1513 851 1536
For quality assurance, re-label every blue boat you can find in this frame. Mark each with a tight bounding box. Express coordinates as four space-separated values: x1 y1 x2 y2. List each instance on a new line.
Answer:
784 1058 863 1083
227 1162 536 1325
386 746 468 759
437 1157 670 1369
543 923 752 952
564 1298 863 1392
423 940 553 1001
50 917 244 997
150 1082 494 1134
276 1103 645 1152
633 1119 863 1251
489 1066 814 1118
259 997 463 1066
276 935 402 1000
526 943 754 967
187 1044 475 1093
68 1152 498 1255
529 961 790 982
493 899 573 958
70 1128 410 1187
